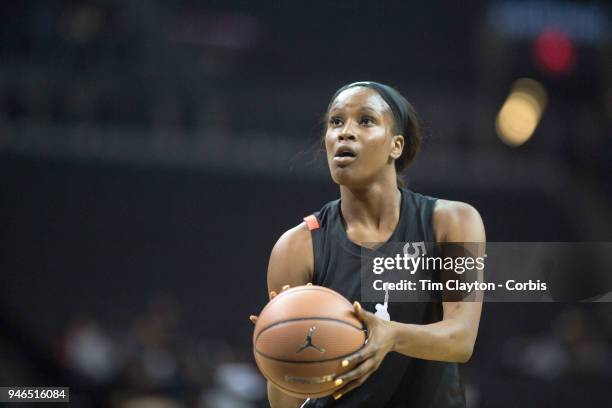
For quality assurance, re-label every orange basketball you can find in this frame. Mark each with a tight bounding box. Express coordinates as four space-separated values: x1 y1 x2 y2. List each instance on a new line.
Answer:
252 285 366 398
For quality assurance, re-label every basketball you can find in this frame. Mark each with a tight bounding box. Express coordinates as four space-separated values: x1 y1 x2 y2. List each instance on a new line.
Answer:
253 285 367 398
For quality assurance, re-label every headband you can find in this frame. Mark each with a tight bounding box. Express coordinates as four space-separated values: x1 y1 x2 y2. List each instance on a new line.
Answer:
328 81 409 137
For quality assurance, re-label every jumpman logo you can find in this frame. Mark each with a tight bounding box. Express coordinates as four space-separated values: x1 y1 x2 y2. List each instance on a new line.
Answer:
296 326 326 353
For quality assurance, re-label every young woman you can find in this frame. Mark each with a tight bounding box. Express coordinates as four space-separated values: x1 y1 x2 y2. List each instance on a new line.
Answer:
251 81 485 407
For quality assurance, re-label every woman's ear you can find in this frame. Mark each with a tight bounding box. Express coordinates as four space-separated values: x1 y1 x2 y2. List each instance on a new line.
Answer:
390 134 404 159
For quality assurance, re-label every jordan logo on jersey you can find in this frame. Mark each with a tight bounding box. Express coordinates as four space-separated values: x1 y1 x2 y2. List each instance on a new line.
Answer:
296 326 325 353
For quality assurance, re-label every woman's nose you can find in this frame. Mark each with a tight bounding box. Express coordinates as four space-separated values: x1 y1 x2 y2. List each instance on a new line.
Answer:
338 122 357 141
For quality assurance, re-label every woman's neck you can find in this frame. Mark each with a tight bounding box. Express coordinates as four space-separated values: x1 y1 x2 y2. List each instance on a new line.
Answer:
339 180 401 231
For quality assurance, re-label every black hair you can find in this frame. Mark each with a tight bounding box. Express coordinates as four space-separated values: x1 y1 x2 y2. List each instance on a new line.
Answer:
326 81 422 186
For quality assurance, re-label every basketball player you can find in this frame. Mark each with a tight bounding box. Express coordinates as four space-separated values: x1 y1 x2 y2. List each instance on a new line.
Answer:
250 82 485 407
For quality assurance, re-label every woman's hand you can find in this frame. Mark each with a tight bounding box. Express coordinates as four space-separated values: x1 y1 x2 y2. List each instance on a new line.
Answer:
331 301 396 400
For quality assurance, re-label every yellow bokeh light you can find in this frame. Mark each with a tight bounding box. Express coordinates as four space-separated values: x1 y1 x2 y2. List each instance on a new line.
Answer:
496 78 547 147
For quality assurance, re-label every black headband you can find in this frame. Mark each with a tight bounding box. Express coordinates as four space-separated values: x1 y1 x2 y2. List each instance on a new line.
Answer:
328 81 409 136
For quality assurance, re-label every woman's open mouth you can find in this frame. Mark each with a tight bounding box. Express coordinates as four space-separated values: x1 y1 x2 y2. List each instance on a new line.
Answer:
333 147 357 166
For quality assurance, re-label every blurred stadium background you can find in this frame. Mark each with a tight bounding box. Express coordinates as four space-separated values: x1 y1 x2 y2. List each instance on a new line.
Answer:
1 1 611 407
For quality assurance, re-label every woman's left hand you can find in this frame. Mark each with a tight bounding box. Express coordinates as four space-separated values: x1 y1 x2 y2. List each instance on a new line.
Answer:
332 301 396 400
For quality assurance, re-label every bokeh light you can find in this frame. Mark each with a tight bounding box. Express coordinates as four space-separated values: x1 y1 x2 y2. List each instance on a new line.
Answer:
496 78 548 147
533 29 576 77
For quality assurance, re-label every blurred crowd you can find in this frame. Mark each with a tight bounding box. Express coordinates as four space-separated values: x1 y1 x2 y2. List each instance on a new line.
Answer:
0 2 237 132
53 293 266 408
501 306 612 382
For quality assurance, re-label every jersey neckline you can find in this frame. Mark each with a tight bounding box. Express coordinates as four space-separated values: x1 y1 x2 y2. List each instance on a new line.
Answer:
336 187 406 257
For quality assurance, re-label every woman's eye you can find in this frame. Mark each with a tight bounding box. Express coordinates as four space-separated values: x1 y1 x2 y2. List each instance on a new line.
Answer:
360 117 375 126
329 117 343 127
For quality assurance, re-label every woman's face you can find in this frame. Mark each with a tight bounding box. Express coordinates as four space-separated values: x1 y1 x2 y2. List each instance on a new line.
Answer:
325 87 403 187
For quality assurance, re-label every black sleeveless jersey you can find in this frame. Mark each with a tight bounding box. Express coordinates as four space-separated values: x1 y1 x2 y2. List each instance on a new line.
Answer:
302 187 466 408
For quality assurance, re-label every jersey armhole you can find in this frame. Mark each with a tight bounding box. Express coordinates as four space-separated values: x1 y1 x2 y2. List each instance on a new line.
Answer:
428 197 439 245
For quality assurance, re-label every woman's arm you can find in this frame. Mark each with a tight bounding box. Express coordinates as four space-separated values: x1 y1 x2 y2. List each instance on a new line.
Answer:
264 223 314 408
331 201 485 399
266 223 313 295
390 200 485 361
388 299 481 363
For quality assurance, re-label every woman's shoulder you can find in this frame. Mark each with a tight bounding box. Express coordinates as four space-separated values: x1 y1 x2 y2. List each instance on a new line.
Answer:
274 196 340 251
400 187 479 221
268 222 314 289
434 199 480 219
273 222 312 257
400 187 438 207
432 199 485 242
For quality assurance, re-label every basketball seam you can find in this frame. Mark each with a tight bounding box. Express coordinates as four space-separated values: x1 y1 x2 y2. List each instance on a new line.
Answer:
255 316 365 343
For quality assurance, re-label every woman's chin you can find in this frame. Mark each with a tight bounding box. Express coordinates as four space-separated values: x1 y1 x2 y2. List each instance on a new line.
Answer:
331 171 367 188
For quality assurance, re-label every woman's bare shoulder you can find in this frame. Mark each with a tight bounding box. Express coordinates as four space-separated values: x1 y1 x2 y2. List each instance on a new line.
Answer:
433 199 485 242
267 222 314 292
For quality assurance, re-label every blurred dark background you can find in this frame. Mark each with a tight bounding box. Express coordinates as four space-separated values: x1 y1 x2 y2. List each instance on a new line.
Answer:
1 1 611 407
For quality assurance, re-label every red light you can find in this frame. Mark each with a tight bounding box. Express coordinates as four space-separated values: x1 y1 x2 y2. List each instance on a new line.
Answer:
533 29 576 77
